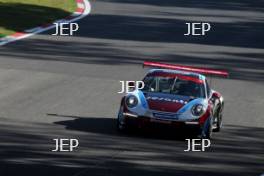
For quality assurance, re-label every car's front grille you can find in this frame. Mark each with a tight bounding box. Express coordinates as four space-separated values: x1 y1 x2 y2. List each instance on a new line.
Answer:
152 111 179 121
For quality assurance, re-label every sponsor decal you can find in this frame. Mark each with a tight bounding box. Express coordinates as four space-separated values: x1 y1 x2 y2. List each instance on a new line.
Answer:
146 96 188 104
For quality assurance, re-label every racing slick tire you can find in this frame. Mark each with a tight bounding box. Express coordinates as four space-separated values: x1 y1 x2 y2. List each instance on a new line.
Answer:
200 117 213 139
117 105 128 132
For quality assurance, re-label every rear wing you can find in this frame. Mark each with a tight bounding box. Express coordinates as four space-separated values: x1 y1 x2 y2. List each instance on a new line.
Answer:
143 61 229 77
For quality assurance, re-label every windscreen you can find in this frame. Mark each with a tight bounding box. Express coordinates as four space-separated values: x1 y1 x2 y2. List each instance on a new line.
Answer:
142 76 205 98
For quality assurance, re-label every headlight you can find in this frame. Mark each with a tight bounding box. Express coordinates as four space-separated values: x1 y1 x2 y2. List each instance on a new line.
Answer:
191 104 205 116
125 95 138 108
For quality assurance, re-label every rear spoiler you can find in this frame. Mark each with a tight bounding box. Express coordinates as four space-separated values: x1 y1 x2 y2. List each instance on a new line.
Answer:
143 61 229 77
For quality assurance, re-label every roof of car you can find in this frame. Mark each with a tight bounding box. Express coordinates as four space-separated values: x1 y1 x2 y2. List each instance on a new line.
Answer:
147 69 206 81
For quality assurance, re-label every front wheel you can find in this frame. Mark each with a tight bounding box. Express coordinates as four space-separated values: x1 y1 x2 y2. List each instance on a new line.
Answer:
200 117 213 139
117 105 127 132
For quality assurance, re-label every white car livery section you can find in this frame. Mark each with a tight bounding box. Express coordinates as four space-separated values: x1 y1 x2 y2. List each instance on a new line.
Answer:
125 89 208 122
177 98 208 121
126 90 149 116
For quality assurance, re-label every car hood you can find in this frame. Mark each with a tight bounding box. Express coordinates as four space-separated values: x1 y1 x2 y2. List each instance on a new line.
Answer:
144 92 192 113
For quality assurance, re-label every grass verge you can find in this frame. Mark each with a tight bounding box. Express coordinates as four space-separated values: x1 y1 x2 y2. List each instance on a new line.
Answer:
0 0 77 37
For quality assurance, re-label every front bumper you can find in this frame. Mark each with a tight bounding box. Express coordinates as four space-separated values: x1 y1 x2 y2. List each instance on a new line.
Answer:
123 112 200 127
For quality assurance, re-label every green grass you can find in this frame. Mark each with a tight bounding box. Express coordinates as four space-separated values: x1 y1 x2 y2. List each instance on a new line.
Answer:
0 0 77 37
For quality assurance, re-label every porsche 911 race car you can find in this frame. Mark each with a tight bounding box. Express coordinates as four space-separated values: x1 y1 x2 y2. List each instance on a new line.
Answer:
117 61 228 139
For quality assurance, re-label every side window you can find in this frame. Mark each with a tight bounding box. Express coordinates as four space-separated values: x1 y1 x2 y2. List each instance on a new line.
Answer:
205 80 211 97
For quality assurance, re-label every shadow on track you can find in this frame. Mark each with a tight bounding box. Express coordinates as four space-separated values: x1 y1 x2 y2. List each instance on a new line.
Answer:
1 0 264 81
100 0 264 12
1 37 263 81
79 14 264 48
52 115 196 141
0 117 263 176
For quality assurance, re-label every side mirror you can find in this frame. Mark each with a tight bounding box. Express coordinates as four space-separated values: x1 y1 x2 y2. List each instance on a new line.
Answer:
212 92 220 98
210 92 220 104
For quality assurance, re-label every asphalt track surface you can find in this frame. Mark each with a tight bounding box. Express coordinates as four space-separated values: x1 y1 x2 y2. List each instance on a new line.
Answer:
0 0 264 176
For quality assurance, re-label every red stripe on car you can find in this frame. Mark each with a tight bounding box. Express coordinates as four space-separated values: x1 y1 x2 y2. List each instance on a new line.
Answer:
147 99 184 113
148 72 203 84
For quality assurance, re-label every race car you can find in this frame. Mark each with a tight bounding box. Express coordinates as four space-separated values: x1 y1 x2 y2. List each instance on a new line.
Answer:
117 61 228 139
